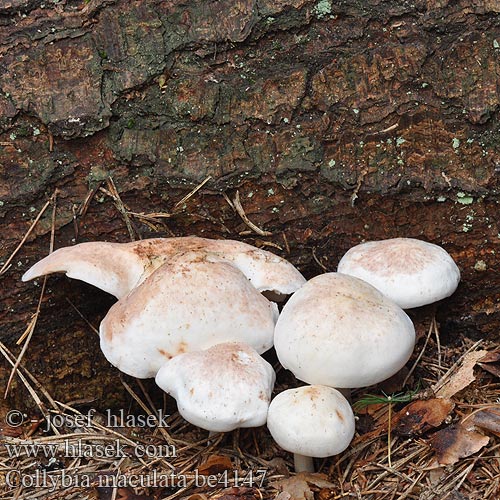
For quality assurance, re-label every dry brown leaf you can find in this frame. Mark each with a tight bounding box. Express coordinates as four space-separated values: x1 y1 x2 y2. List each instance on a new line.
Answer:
463 406 500 437
272 473 336 500
393 398 454 436
215 487 259 500
435 350 488 399
116 489 153 500
185 495 208 500
97 486 152 500
429 423 489 465
478 351 500 378
93 472 152 500
197 454 234 475
275 492 291 500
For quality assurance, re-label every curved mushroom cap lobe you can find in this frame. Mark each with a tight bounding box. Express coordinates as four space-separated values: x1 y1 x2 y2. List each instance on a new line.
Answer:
21 242 147 298
22 236 305 300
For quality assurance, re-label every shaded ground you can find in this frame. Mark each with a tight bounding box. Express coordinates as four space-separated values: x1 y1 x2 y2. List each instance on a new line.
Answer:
1 311 499 499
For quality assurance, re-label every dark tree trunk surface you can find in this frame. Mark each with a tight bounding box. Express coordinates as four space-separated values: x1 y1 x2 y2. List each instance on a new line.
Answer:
0 0 499 409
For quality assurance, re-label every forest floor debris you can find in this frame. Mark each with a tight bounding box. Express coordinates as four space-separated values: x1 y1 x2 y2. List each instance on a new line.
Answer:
1 323 499 500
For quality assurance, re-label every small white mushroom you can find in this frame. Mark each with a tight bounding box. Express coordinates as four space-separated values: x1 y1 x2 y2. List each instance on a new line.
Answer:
100 252 278 378
155 342 275 432
274 273 415 389
337 237 460 309
22 236 305 300
267 385 355 472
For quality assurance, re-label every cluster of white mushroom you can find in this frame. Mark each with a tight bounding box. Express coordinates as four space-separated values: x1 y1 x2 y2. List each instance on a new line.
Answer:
22 237 305 432
269 238 460 471
22 236 460 472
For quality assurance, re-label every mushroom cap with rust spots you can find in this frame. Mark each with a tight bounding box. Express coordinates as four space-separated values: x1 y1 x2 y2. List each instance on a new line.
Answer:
337 238 460 309
267 385 355 458
22 236 305 300
99 252 279 378
274 273 415 388
155 342 275 432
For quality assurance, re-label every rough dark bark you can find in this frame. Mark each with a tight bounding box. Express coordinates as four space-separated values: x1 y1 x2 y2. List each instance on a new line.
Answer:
1 0 499 409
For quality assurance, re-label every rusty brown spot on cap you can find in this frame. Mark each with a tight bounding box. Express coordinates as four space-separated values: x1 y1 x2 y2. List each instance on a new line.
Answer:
303 386 322 400
176 341 188 354
158 348 172 359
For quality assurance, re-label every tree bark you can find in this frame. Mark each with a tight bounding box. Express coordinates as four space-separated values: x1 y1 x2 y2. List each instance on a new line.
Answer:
1 0 499 409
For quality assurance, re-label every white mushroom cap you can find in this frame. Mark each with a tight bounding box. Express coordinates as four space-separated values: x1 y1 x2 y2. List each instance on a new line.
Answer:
22 237 305 300
100 252 278 378
155 342 275 432
21 241 147 299
337 238 460 309
267 385 355 458
274 273 415 388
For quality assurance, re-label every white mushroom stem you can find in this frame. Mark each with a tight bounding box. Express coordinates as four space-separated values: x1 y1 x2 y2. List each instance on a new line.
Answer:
293 454 315 473
207 430 218 446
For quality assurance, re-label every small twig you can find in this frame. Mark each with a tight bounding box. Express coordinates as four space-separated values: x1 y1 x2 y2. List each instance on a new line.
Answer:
403 318 434 387
232 190 272 236
71 203 79 241
174 175 212 209
255 240 283 251
432 339 484 394
375 122 399 135
5 192 57 397
0 342 54 429
128 211 172 220
222 192 235 211
282 232 290 254
434 317 442 369
78 183 102 218
65 298 99 336
351 167 369 206
312 247 329 272
102 177 140 242
0 196 53 276
121 378 175 446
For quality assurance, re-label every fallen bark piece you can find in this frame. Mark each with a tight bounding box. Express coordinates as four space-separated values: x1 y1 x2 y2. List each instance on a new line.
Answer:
197 455 234 476
214 487 260 500
478 351 500 378
463 407 500 437
435 350 489 399
393 398 454 437
429 424 489 465
94 471 153 500
272 473 336 500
